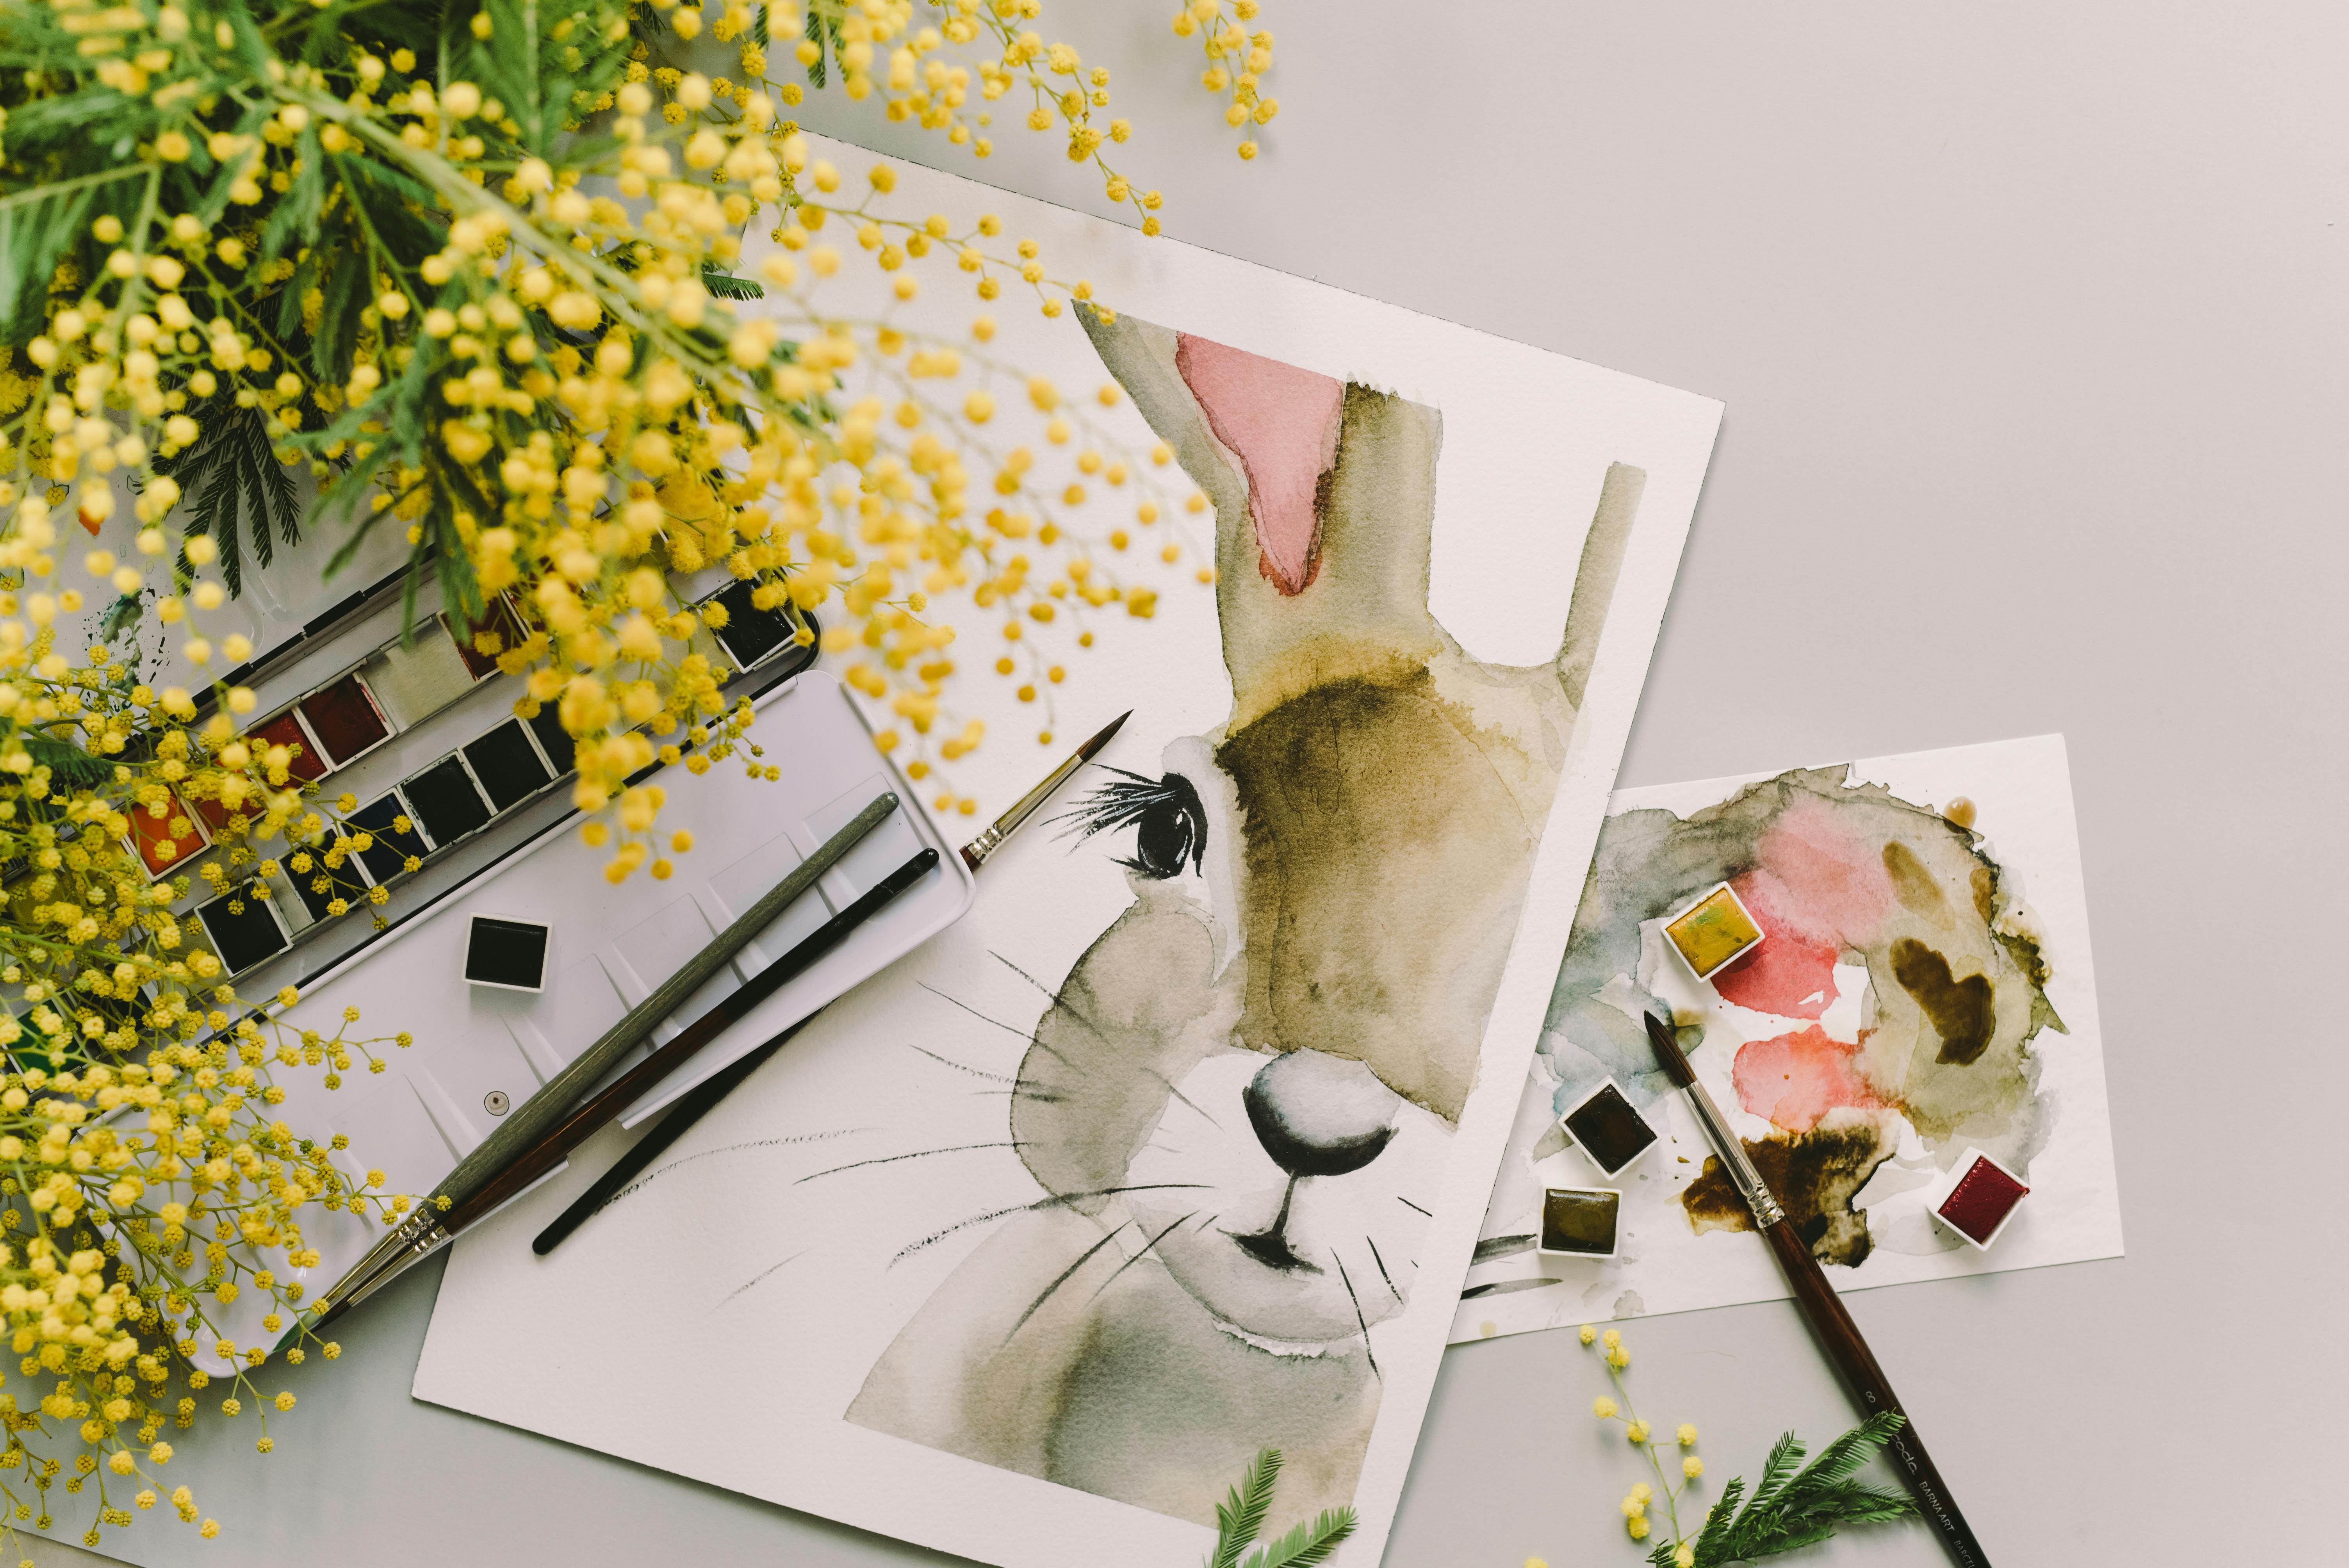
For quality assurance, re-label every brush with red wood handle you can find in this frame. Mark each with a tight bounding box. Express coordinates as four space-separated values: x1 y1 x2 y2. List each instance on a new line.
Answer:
1643 1010 1992 1568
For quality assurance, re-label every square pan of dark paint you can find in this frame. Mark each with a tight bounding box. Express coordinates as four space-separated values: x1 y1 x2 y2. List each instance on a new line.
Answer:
289 852 371 925
464 914 550 992
296 674 392 769
706 579 797 671
1537 1187 1620 1258
348 791 429 882
249 710 328 782
525 702 574 777
401 756 494 849
1560 1078 1659 1177
196 892 290 975
463 720 554 813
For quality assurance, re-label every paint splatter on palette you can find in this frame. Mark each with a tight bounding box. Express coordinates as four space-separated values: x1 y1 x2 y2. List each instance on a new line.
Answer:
1454 734 2124 1342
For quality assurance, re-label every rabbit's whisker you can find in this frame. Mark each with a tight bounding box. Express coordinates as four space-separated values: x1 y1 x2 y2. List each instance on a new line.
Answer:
918 982 1062 1058
1000 1220 1136 1349
1366 1235 1403 1302
988 953 1228 1131
889 1183 1217 1266
902 1040 1014 1082
1397 1196 1432 1217
1333 1250 1381 1381
607 1128 872 1208
1084 1210 1201 1305
797 1140 1025 1185
712 1249 808 1313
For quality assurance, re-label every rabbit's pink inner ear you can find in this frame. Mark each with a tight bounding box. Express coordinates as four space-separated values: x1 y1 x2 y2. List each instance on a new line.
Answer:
1173 332 1343 596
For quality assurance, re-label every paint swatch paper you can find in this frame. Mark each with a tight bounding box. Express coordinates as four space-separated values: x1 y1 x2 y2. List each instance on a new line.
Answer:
1452 734 2124 1344
412 136 1720 1568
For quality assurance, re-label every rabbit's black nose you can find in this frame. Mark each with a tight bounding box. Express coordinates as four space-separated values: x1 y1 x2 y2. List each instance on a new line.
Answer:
1243 1051 1399 1179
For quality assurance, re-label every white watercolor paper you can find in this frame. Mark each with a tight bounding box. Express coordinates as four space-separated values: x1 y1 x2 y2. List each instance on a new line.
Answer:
412 137 1720 1568
1451 734 2124 1345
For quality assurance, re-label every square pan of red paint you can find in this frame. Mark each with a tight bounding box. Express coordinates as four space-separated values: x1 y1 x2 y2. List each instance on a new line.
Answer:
1933 1149 2030 1249
446 598 527 681
248 710 327 783
296 674 392 770
124 787 209 878
189 786 257 837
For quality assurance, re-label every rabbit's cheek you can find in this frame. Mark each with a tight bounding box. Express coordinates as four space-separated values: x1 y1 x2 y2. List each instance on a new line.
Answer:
1012 895 1241 1203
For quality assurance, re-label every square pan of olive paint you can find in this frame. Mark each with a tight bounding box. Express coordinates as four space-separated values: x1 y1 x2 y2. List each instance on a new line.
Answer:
463 719 554 813
1663 881 1766 982
401 755 494 849
1537 1187 1621 1258
463 913 549 993
195 891 291 976
1559 1078 1659 1177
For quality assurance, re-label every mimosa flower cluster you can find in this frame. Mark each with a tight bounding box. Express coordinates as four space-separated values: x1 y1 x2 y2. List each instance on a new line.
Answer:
0 0 1264 1550
1572 1325 1918 1568
1584 1325 1704 1566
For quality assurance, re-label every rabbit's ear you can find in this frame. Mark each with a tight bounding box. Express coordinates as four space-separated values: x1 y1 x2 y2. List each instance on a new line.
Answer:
1080 305 1442 726
1552 462 1647 714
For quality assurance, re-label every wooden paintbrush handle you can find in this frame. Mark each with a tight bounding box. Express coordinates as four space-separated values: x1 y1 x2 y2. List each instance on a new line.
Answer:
1762 1219 1993 1567
449 847 939 1230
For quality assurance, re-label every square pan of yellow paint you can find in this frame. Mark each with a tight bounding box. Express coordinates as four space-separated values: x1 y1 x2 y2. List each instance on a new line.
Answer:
1663 882 1765 981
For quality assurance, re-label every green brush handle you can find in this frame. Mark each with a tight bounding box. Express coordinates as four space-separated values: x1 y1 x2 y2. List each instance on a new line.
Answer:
301 791 899 1322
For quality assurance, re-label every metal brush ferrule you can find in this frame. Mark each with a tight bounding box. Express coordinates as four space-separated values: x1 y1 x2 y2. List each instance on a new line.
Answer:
960 821 1009 871
1682 1078 1786 1228
340 1221 455 1311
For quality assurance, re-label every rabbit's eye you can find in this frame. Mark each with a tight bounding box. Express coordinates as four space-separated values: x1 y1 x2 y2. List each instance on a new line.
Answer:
1060 768 1208 880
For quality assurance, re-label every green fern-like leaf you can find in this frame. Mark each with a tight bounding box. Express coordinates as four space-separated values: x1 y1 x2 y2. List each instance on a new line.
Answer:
1243 1508 1357 1568
1210 1449 1281 1568
1674 1415 1917 1567
700 264 766 300
1747 1431 1806 1510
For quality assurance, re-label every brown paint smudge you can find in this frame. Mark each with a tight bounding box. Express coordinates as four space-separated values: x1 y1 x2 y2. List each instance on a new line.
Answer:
1679 1119 1896 1266
1890 937 1995 1066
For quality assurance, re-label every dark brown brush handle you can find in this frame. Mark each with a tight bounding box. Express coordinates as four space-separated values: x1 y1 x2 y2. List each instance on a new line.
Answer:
1761 1219 1993 1567
444 846 941 1233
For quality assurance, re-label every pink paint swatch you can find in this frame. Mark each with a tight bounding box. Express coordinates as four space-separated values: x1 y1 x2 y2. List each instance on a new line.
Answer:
1732 1024 1882 1133
1174 332 1343 595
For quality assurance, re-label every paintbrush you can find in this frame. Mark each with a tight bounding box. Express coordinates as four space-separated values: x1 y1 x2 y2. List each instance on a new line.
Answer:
278 792 902 1347
529 709 1132 1256
310 842 944 1328
1641 1011 1992 1567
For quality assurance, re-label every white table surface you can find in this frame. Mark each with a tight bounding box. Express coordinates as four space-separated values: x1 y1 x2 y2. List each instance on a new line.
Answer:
34 5 2346 1565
